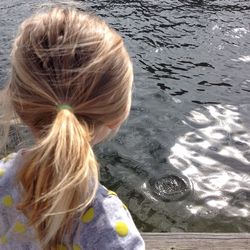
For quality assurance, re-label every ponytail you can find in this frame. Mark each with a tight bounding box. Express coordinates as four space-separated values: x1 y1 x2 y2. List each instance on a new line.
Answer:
16 109 99 248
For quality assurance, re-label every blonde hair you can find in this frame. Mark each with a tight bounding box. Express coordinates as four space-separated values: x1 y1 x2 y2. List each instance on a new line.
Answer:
0 5 133 249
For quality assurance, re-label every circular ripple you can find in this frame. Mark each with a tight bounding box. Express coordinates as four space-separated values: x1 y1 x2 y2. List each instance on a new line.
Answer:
148 174 192 201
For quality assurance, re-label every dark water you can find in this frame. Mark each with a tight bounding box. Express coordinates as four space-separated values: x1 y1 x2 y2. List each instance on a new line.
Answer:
1 0 250 232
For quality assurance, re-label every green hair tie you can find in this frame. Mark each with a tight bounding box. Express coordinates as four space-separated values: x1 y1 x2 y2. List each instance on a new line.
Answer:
57 104 73 112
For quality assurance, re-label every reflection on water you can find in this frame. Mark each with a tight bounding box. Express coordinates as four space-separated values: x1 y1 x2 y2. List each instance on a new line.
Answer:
97 104 250 232
1 0 250 232
170 104 250 218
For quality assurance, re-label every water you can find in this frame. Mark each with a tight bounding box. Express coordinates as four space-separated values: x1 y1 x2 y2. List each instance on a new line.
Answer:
1 0 250 232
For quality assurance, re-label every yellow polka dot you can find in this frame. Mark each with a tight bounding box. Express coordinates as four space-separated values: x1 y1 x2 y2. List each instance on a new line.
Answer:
0 169 5 177
115 221 129 237
107 190 117 196
81 207 94 223
56 244 67 250
2 195 13 207
0 235 7 244
13 221 26 234
73 244 81 250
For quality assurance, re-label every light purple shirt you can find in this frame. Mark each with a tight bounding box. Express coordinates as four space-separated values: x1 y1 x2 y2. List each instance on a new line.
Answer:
0 150 145 250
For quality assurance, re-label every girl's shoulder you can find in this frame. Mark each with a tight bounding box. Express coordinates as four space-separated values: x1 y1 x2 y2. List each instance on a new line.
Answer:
0 152 20 189
0 152 18 168
74 184 145 250
0 151 24 210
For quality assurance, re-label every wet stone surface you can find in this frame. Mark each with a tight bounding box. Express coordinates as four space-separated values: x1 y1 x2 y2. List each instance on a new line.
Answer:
148 174 192 202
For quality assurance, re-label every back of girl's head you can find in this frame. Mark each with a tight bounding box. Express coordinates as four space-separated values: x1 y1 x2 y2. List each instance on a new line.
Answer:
1 5 133 249
10 5 133 133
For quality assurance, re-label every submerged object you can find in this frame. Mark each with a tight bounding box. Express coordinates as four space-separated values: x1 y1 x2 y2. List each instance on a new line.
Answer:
148 173 192 201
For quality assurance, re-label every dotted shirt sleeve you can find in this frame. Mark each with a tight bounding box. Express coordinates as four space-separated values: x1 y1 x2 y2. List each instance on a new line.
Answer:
0 153 21 246
0 152 40 250
77 187 145 250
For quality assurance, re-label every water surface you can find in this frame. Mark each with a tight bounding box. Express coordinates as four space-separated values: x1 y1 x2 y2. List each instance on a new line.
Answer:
0 0 250 232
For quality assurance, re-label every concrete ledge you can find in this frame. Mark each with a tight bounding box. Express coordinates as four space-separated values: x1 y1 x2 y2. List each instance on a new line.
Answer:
142 233 250 250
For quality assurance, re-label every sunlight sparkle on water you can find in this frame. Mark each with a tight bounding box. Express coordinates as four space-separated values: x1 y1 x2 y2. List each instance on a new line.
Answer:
239 208 249 217
186 205 203 215
206 199 228 209
188 110 210 124
169 104 250 218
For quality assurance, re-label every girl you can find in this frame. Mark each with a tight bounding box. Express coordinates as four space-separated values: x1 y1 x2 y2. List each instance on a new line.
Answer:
0 5 145 250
